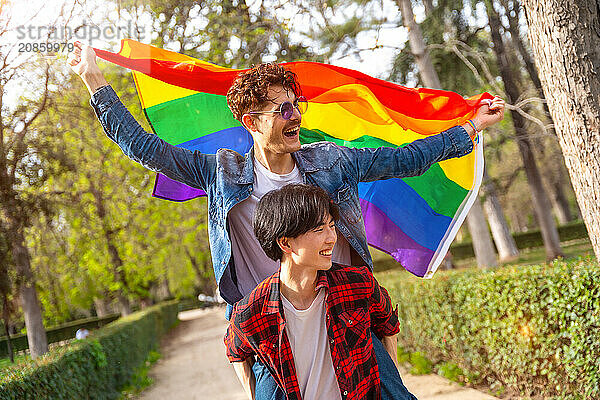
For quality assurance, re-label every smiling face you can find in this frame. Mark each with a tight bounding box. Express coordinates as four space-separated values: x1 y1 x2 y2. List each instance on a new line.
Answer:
243 85 302 155
282 213 337 271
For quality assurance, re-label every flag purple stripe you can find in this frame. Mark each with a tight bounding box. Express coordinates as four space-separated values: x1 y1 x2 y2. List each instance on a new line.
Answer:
360 198 435 277
152 174 205 201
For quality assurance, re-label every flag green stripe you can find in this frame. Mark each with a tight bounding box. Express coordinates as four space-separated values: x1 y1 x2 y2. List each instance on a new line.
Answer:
300 128 468 217
144 92 241 145
145 91 469 217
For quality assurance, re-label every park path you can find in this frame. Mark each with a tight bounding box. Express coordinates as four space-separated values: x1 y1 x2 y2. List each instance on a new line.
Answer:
137 307 499 400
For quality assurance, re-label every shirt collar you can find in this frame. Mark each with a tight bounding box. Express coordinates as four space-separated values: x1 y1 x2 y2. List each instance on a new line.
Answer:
315 269 330 292
263 268 331 315
262 268 282 315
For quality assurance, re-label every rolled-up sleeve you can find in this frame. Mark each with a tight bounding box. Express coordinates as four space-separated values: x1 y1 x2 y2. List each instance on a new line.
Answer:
224 320 255 363
368 274 400 338
341 125 474 182
90 85 216 191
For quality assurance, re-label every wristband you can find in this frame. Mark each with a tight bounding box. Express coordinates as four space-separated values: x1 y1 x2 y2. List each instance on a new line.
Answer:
467 119 480 133
467 119 480 145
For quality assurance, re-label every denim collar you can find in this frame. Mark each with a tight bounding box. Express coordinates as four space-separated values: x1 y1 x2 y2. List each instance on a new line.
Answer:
292 149 318 173
237 147 255 185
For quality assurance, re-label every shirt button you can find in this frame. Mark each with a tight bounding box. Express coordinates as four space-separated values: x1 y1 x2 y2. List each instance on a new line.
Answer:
330 339 334 344
343 391 348 396
349 320 353 325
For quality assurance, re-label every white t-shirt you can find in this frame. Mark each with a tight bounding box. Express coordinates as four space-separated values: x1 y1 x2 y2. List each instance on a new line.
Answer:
228 158 352 297
281 289 343 400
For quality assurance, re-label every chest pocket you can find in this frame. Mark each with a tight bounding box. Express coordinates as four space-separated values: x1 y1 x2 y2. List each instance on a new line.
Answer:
338 308 369 349
257 334 280 370
335 183 362 224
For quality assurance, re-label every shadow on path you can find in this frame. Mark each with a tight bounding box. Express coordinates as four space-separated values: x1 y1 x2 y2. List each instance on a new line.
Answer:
137 307 498 400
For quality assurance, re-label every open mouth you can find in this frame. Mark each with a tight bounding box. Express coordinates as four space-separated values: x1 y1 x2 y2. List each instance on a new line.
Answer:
319 249 332 257
283 126 300 138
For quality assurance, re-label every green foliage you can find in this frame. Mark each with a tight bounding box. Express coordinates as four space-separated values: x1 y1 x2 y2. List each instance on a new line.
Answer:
377 257 600 398
436 361 465 383
119 350 161 399
0 301 178 400
26 68 212 325
408 351 433 375
0 314 119 358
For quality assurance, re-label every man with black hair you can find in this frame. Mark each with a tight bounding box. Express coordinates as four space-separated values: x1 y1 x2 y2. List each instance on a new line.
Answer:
226 184 402 400
69 41 504 399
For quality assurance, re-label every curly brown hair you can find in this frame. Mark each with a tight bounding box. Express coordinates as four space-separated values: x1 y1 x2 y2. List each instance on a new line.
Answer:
226 63 302 122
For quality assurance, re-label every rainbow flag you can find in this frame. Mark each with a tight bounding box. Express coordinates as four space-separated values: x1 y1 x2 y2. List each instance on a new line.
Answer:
95 39 490 278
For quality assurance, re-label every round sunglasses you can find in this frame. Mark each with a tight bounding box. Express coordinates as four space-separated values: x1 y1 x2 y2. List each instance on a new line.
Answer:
248 96 308 120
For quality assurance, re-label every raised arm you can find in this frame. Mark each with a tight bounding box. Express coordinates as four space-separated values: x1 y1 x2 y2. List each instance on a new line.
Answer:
341 98 505 182
67 41 216 191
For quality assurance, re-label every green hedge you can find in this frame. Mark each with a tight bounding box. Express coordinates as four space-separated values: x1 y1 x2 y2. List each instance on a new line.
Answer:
0 300 179 400
377 258 599 399
0 314 120 359
450 221 589 260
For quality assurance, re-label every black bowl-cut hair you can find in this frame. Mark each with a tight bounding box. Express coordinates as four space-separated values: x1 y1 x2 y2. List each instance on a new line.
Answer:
253 184 340 261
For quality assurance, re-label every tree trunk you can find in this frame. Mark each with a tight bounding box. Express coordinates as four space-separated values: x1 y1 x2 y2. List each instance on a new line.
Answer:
499 0 557 127
397 0 442 89
397 0 502 268
549 177 574 225
522 0 600 261
422 0 434 16
486 0 563 260
88 179 131 315
482 170 519 261
466 199 498 268
93 297 112 317
10 233 48 358
2 295 14 363
159 278 173 301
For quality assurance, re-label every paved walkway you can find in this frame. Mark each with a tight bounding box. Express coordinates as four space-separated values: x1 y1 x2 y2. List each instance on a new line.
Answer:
137 307 498 400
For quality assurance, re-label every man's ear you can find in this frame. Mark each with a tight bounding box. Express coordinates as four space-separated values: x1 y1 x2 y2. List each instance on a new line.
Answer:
242 113 258 133
277 237 293 255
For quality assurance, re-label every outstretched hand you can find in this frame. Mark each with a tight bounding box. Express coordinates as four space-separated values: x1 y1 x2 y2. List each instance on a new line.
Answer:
67 41 98 76
67 41 108 94
472 96 506 131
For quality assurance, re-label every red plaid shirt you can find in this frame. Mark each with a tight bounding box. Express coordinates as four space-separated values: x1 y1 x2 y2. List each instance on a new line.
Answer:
224 264 399 400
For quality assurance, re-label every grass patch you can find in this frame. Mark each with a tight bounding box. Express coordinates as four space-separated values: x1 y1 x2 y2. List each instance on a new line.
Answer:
119 349 161 399
0 353 32 371
454 238 594 269
397 347 432 375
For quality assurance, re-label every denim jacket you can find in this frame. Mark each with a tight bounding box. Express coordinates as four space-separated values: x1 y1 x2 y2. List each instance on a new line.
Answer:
91 85 473 305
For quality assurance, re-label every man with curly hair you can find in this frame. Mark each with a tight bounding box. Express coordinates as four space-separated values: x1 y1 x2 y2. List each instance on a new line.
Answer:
69 41 505 399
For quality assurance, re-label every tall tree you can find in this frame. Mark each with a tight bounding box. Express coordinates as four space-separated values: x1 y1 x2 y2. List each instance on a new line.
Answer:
521 0 600 261
482 169 519 261
467 199 498 267
396 0 499 267
484 0 563 259
0 50 54 359
497 0 575 224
